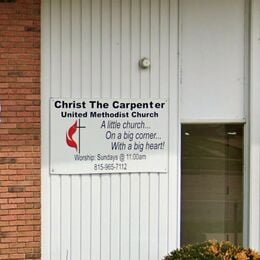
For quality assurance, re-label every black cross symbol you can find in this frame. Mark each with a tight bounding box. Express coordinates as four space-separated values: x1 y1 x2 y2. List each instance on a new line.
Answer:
76 119 86 154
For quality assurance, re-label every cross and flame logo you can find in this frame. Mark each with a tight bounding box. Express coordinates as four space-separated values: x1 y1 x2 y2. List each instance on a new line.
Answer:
66 120 85 153
66 120 78 151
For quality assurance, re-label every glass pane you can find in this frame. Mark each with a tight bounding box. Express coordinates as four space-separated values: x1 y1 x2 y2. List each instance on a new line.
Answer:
181 124 243 246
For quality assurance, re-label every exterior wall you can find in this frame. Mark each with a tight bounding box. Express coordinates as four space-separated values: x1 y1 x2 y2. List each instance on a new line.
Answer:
0 0 41 259
42 0 178 260
41 0 260 260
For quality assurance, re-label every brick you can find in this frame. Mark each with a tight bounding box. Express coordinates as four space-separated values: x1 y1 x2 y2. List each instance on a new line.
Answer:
25 253 40 259
8 198 25 204
9 242 26 248
0 192 17 198
0 226 17 232
0 221 8 227
8 254 25 259
9 175 25 181
0 215 17 221
17 203 33 209
0 170 17 176
25 198 39 203
1 237 17 243
0 181 18 186
0 243 9 249
1 204 17 209
0 157 16 164
0 0 40 258
8 186 24 193
8 164 26 170
8 220 26 226
9 209 26 215
17 192 33 198
0 187 9 192
0 199 8 203
25 186 39 192
17 226 32 232
24 220 38 226
0 209 9 215
17 237 33 242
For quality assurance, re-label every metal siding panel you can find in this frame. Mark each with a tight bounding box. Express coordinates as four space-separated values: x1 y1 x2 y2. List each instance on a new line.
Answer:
180 0 245 121
120 0 131 259
100 0 112 259
60 178 71 260
168 0 180 250
71 0 82 258
110 174 120 260
120 174 130 260
50 0 62 258
81 0 92 98
50 178 61 260
61 0 71 96
91 176 101 260
91 1 102 259
92 0 102 97
149 2 160 258
60 0 72 259
100 174 111 260
42 1 180 260
81 1 92 258
110 1 121 259
140 0 150 260
129 174 140 260
158 0 170 258
130 1 141 259
81 177 92 260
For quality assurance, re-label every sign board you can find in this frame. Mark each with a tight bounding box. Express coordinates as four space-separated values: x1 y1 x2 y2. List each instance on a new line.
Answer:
50 98 168 174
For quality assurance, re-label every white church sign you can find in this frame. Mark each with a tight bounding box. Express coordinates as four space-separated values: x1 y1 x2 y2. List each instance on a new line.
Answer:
50 98 168 174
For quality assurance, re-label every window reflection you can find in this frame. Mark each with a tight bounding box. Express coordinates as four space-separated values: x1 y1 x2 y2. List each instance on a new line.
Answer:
181 124 243 246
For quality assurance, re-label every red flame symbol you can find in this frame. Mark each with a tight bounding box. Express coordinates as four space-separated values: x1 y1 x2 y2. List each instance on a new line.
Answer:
66 121 78 151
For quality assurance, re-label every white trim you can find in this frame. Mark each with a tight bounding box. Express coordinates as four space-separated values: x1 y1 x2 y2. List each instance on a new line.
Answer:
177 0 182 248
41 0 51 259
249 0 260 250
169 0 180 249
242 0 251 247
181 119 246 124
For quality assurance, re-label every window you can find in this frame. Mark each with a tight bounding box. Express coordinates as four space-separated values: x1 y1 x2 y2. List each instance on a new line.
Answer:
181 124 243 246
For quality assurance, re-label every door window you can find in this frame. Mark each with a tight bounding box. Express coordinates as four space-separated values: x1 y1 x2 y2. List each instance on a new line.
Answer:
181 124 243 246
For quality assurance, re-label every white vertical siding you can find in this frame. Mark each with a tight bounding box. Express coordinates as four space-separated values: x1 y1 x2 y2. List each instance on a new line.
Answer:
42 0 249 258
49 1 62 260
129 1 141 260
42 1 179 260
81 1 92 259
168 0 179 250
158 1 168 257
100 1 112 259
180 0 246 122
120 1 131 260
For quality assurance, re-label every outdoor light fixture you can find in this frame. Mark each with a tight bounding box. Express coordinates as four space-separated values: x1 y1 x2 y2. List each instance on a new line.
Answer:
139 57 151 69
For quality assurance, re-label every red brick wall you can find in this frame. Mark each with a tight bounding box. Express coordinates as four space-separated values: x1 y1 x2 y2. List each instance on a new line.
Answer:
0 0 41 259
